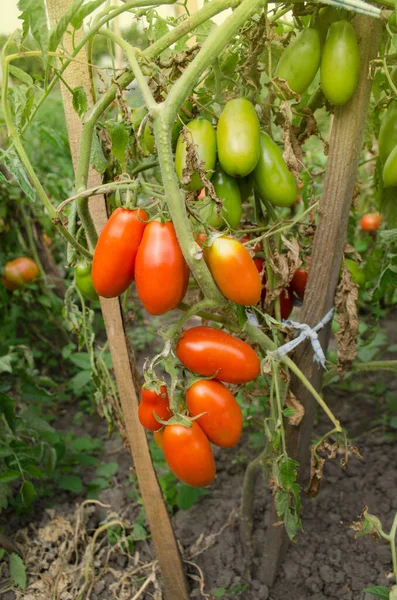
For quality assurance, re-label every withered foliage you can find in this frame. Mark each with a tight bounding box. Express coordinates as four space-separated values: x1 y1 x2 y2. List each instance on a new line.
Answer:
334 265 359 376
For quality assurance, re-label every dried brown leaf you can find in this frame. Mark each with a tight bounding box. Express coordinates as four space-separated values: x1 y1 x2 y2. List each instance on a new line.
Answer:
272 77 300 102
285 390 305 426
279 100 303 178
265 237 302 306
344 242 362 263
305 449 326 499
334 266 359 376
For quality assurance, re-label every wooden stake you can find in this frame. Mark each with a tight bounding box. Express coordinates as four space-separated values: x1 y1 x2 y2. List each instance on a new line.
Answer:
260 15 383 586
45 2 189 598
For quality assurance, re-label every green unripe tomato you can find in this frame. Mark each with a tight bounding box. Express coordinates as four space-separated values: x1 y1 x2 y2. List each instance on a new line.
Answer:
253 132 297 207
175 119 217 191
274 28 321 95
331 318 340 335
313 7 348 43
383 143 397 188
345 258 365 286
320 20 360 106
237 176 254 203
131 106 147 131
75 262 98 301
217 98 260 178
211 165 242 230
378 100 397 165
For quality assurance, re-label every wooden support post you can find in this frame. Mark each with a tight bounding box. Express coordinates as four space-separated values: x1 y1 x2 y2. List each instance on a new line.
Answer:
45 2 189 598
260 15 383 586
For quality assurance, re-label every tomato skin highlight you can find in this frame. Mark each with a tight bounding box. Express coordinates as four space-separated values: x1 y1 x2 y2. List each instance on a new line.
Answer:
138 386 171 431
359 212 382 232
186 380 243 448
175 119 217 191
135 221 189 315
320 20 360 106
275 27 321 95
217 98 261 178
290 268 308 301
163 421 216 487
75 262 98 301
176 326 260 384
92 208 147 298
254 132 297 207
378 100 397 165
206 236 262 306
2 257 39 291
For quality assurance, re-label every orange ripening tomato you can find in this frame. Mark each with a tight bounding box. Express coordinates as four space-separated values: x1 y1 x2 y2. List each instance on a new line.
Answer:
360 212 382 233
138 386 171 431
176 326 260 384
239 234 263 254
92 208 148 298
135 221 189 315
206 236 262 306
163 421 216 487
154 428 165 450
290 268 308 301
2 257 39 291
186 380 243 448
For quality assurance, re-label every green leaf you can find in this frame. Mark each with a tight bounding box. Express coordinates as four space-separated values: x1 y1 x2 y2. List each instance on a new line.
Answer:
21 480 37 506
3 150 36 202
20 407 56 435
132 522 147 541
68 435 101 452
90 132 108 175
362 586 390 599
57 475 84 493
0 470 21 483
176 484 204 510
69 352 91 370
9 553 26 590
96 462 118 478
8 65 33 86
23 464 43 479
0 448 13 458
72 86 88 117
18 0 49 67
49 0 84 51
107 121 129 171
280 458 299 489
146 9 169 43
283 407 296 418
0 549 5 560
275 490 289 517
69 369 92 392
284 507 300 541
0 393 16 432
70 0 106 29
0 355 13 374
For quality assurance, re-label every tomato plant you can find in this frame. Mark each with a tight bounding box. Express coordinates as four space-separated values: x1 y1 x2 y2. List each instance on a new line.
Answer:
135 221 189 315
176 326 260 384
2 257 39 291
163 421 216 488
75 262 98 301
175 118 217 191
138 386 171 431
274 27 321 95
92 208 148 298
254 132 297 207
360 212 382 232
186 380 243 448
205 236 262 306
217 98 261 177
320 20 360 106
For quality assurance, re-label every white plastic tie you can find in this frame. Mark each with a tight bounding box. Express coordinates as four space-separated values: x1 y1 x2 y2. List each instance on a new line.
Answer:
269 308 335 368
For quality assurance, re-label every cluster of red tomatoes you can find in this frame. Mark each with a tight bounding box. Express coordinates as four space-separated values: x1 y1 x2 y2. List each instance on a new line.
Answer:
138 326 261 488
91 208 188 315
